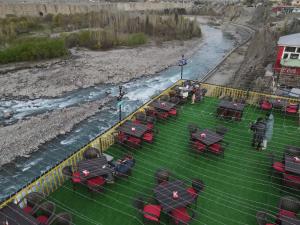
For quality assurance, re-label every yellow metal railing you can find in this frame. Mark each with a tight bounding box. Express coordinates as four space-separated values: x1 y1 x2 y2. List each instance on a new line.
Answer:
1 80 299 209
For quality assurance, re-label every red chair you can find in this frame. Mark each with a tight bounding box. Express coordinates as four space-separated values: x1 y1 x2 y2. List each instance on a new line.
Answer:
33 201 56 225
170 207 195 225
283 174 300 189
157 111 169 120
260 100 273 110
192 141 206 155
117 131 127 144
285 104 299 115
168 108 177 117
133 197 162 223
143 131 154 143
17 192 44 215
208 143 225 157
268 153 285 180
127 136 142 148
87 176 106 193
186 179 205 209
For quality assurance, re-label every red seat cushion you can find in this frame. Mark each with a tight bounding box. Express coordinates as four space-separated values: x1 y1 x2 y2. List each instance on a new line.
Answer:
261 101 272 110
143 204 161 222
143 132 153 142
158 112 169 119
272 162 285 173
286 108 297 113
285 174 300 183
23 206 33 214
171 207 191 224
37 215 49 224
147 123 154 130
194 141 206 152
209 143 222 153
118 132 127 142
168 109 177 116
128 136 142 144
279 209 296 218
72 172 81 183
186 187 197 198
87 176 106 187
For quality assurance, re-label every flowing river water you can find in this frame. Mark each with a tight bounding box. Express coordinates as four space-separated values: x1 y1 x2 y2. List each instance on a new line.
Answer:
0 25 237 201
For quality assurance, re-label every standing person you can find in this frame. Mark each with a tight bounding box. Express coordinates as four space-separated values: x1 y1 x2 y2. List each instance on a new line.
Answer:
263 112 274 150
250 117 267 150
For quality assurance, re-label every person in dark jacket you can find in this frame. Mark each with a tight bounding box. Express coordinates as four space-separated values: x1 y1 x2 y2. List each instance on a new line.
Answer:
250 117 267 150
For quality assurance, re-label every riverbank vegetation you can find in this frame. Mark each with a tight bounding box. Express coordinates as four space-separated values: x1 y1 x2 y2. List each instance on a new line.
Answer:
0 11 201 63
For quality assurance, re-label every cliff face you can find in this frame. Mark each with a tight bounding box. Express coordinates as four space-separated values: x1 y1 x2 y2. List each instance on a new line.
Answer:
0 2 192 18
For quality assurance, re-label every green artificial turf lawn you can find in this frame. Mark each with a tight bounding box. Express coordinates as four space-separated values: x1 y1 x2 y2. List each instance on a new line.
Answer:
49 97 300 225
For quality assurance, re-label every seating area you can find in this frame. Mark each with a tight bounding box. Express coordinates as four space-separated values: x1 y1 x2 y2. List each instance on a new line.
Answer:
1 82 300 225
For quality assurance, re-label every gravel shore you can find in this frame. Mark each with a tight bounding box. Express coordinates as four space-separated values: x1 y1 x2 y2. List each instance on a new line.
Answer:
0 38 200 99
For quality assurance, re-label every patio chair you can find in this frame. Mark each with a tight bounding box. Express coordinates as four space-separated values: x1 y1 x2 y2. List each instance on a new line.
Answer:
283 173 300 189
113 155 135 179
143 131 154 143
48 212 72 225
284 103 299 115
133 197 162 224
33 201 56 225
170 96 181 105
278 196 300 213
267 152 285 180
155 169 170 184
188 124 199 138
62 165 81 190
160 95 170 102
168 108 178 117
17 191 45 215
83 147 100 159
260 100 273 111
156 110 169 121
87 176 106 193
186 179 205 209
256 211 275 225
208 143 226 158
135 112 147 122
126 136 142 149
191 140 206 156
170 207 196 225
215 126 228 136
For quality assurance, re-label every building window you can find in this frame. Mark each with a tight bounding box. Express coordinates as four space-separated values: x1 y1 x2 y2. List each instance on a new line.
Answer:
290 53 299 59
283 53 289 59
297 48 300 53
285 47 296 52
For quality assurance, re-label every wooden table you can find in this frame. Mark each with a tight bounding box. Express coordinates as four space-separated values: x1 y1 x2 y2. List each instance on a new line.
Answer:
217 100 245 120
149 101 175 112
118 121 148 138
154 180 194 212
0 202 39 225
192 129 223 146
270 98 288 109
285 154 300 175
78 156 112 181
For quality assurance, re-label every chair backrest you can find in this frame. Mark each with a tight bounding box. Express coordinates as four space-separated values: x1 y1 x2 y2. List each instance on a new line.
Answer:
256 211 268 225
215 126 228 136
62 166 73 177
83 147 100 159
279 196 300 212
18 192 45 208
135 112 146 121
133 197 144 211
49 212 72 225
188 124 199 135
160 95 170 102
267 152 275 166
155 169 170 184
35 201 56 217
192 179 205 193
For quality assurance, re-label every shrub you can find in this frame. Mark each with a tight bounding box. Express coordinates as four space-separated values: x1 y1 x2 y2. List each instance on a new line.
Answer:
0 37 68 64
126 33 147 46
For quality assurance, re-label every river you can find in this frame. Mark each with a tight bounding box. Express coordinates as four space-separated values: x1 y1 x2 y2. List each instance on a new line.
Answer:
0 25 236 201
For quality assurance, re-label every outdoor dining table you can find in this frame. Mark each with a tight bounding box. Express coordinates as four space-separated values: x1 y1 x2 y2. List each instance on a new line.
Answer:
285 154 300 175
217 100 245 120
270 98 288 109
154 180 194 212
280 215 300 225
149 100 176 112
192 129 224 146
286 146 300 156
0 202 39 225
118 120 148 138
78 156 112 181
